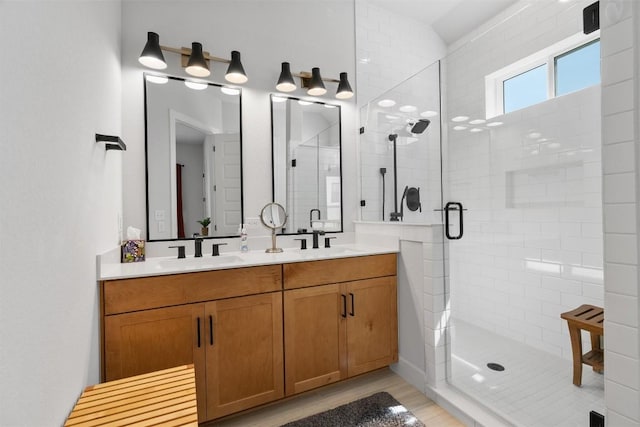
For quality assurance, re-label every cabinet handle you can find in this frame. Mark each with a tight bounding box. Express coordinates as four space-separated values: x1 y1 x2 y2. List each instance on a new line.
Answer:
197 317 201 348
349 293 355 317
209 315 214 346
341 294 347 318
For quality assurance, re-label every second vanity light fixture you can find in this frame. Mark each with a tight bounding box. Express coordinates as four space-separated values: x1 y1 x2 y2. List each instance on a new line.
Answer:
138 31 248 84
276 62 353 99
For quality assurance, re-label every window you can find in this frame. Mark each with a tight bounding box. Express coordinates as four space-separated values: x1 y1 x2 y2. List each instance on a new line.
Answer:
503 64 548 114
486 32 600 118
555 40 601 96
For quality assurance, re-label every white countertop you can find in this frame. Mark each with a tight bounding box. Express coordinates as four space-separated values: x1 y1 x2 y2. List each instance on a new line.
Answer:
98 243 398 281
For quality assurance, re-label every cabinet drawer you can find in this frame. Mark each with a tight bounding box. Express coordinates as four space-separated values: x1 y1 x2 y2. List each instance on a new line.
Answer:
283 254 396 289
103 265 282 315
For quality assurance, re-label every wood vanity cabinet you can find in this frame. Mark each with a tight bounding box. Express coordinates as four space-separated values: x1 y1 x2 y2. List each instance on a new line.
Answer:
100 253 397 420
101 265 283 423
283 254 398 395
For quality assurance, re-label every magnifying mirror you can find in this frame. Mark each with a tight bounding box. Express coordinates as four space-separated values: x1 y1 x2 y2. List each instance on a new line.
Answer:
260 202 288 253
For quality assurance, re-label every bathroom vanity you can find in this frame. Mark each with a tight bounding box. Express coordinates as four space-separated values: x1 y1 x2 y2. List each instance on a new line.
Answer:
99 249 397 422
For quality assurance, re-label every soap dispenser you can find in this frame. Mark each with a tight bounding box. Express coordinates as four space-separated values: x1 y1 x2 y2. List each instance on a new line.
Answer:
240 224 249 252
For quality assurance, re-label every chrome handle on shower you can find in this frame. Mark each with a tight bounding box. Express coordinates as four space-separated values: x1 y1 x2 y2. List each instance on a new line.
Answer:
444 202 465 240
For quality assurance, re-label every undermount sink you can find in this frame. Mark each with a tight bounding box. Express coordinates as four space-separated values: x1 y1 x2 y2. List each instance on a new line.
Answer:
157 255 243 269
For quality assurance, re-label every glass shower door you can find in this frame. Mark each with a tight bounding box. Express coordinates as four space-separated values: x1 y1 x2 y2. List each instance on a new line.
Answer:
442 75 605 427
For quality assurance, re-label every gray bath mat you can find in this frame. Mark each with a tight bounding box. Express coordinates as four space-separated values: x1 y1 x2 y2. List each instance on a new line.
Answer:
281 391 425 427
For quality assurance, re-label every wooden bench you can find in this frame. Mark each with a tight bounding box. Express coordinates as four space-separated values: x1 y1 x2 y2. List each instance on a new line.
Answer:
65 364 198 426
560 305 604 386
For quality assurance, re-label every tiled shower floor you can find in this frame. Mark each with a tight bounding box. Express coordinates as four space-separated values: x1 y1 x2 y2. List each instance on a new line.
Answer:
449 319 604 427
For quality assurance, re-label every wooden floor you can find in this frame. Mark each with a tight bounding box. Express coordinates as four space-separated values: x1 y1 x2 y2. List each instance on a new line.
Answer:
206 368 464 427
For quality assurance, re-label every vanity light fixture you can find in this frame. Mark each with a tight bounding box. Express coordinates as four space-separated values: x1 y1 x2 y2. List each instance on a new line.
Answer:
138 32 248 84
138 32 167 70
336 72 353 99
185 42 210 77
276 62 296 92
275 62 354 99
225 51 248 84
307 68 327 96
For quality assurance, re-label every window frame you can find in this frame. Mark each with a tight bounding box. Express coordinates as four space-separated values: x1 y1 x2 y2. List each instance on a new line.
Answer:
485 31 600 119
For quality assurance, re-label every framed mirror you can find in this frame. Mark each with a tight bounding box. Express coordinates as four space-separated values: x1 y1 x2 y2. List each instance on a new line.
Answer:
270 94 342 235
144 75 243 241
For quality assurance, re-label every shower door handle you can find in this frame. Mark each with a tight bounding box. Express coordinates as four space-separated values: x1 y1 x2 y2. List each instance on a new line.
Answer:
445 202 464 240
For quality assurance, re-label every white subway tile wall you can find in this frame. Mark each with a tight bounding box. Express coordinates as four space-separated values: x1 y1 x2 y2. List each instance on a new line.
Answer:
601 0 640 424
354 1 446 108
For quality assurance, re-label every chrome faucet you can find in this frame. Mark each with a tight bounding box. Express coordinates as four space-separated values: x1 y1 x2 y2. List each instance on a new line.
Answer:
310 209 321 228
193 234 203 257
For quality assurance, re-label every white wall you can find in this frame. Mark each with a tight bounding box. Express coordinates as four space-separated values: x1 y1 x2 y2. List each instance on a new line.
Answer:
354 0 447 107
0 1 122 425
121 0 358 240
600 0 640 424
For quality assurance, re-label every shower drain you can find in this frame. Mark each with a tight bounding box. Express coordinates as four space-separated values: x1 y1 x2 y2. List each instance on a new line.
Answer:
487 363 505 371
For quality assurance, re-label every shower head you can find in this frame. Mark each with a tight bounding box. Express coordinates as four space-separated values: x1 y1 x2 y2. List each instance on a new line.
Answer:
408 119 431 134
388 134 398 141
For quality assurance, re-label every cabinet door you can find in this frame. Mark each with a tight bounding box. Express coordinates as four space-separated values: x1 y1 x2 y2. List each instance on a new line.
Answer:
284 284 347 395
346 276 398 377
205 292 284 419
104 304 207 420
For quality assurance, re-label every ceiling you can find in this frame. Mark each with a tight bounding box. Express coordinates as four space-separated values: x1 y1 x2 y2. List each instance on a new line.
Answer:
368 0 519 45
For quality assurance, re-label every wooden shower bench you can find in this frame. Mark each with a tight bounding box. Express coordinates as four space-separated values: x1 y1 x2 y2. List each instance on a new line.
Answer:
561 305 604 386
64 364 197 426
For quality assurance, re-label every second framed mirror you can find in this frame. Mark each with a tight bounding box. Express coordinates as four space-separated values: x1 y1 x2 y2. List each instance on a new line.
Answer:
270 94 343 235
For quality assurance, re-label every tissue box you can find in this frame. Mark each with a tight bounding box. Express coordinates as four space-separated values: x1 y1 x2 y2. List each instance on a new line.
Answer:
121 240 145 263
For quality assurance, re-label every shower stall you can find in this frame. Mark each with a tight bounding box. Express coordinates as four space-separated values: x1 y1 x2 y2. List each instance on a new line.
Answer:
358 1 604 425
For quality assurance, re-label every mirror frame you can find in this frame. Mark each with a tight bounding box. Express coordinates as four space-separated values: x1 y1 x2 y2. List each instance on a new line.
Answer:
144 74 244 242
270 94 343 235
